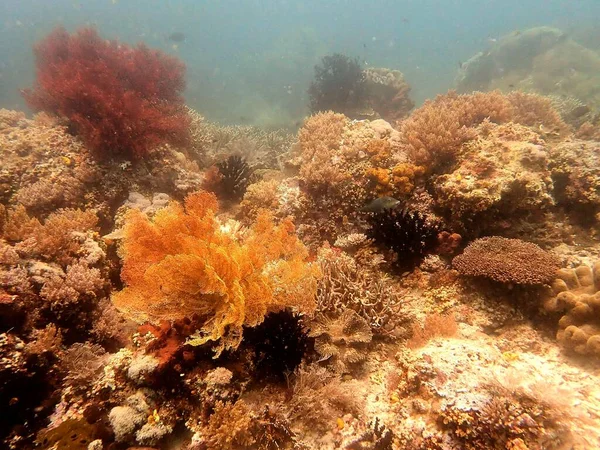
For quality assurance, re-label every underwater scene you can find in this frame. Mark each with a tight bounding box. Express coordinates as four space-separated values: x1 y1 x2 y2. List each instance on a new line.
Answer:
2 0 600 449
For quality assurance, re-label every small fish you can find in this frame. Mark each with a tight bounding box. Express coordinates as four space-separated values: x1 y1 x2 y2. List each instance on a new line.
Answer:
458 61 463 69
570 105 590 118
508 84 515 88
167 32 186 43
401 17 410 24
360 196 400 213
363 43 367 50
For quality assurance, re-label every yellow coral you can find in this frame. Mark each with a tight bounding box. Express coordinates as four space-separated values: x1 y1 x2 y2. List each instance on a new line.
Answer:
112 191 319 354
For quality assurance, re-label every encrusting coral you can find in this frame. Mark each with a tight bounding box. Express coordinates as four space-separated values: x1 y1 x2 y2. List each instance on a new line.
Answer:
432 121 555 234
22 27 190 159
112 190 320 354
453 236 560 285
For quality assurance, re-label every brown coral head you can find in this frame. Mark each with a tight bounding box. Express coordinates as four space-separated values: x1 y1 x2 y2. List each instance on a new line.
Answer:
452 236 560 285
436 231 462 255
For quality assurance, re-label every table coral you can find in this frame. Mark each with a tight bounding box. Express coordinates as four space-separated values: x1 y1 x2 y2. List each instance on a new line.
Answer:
112 191 319 355
453 236 560 285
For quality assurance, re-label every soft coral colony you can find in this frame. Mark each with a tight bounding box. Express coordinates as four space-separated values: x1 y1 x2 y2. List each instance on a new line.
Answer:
2 25 600 450
112 190 319 355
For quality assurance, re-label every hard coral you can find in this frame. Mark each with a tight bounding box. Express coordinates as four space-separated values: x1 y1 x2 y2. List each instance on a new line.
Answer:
22 27 190 159
453 237 560 285
433 121 554 234
112 191 319 355
316 245 401 334
544 261 600 356
309 309 373 374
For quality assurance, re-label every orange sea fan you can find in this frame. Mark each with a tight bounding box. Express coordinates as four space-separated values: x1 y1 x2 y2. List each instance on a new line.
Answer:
112 191 319 354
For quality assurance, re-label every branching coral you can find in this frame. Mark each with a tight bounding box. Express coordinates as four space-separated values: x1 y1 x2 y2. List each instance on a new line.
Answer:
22 26 190 159
544 261 600 356
112 191 319 354
453 237 560 285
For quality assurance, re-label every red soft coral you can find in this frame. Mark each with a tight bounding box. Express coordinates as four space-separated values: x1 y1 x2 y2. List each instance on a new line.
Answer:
22 26 190 159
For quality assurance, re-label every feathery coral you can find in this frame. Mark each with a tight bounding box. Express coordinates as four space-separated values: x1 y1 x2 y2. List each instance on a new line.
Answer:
22 27 190 159
112 191 319 354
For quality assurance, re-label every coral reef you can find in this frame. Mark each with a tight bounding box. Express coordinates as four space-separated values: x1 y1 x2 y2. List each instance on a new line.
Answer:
453 237 560 285
5 22 600 450
549 140 600 219
432 121 555 234
22 27 190 159
112 191 319 354
363 67 415 122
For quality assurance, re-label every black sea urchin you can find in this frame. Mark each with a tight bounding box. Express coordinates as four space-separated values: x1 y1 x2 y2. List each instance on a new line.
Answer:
308 53 367 114
216 155 253 201
243 310 311 382
367 206 440 270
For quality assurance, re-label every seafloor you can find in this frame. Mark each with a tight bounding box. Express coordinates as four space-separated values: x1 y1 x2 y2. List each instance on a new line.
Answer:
1 25 600 450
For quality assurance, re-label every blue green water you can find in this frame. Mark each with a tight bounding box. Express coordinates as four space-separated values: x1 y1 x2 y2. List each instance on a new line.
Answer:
1 0 599 127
